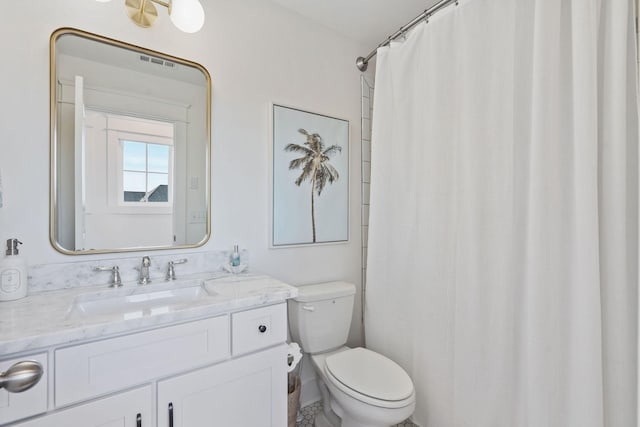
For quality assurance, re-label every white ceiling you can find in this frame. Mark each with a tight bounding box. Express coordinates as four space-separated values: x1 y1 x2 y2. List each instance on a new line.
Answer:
269 0 440 50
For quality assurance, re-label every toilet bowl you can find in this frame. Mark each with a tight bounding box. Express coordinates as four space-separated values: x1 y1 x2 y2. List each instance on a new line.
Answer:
312 347 415 427
288 282 416 427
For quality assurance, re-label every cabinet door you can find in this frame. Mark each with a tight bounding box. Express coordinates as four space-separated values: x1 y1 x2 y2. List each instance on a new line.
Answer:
14 385 152 427
158 344 287 427
0 353 47 425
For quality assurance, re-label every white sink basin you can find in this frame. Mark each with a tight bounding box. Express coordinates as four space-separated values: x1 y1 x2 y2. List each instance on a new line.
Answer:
67 280 215 320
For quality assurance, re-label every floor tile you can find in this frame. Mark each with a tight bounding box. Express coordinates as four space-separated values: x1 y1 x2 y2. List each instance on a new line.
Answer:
295 401 418 427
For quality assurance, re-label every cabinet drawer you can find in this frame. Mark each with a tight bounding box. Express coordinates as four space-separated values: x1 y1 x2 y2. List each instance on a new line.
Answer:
231 303 287 356
0 353 47 425
55 315 229 407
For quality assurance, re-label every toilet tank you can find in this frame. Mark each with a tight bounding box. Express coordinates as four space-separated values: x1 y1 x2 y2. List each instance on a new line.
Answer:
288 281 356 354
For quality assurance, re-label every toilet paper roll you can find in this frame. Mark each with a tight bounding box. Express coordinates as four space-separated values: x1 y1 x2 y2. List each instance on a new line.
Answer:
287 342 303 372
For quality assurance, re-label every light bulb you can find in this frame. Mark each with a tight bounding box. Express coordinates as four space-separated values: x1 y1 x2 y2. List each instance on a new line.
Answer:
170 0 205 33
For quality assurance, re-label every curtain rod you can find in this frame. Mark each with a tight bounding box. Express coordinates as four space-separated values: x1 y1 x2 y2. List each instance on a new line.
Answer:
356 0 458 71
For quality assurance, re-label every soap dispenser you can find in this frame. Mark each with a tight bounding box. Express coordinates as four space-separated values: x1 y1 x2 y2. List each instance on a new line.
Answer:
0 239 28 301
231 245 241 267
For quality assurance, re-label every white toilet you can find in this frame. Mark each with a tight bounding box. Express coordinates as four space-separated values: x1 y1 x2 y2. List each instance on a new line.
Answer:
288 281 415 427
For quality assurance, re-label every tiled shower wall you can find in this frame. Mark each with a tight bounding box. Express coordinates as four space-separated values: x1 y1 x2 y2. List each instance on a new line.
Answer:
360 75 374 342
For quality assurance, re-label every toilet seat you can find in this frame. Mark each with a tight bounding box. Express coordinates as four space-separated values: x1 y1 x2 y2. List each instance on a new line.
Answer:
324 347 414 409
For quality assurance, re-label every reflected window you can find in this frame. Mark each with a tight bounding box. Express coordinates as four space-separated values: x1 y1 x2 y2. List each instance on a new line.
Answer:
122 140 171 203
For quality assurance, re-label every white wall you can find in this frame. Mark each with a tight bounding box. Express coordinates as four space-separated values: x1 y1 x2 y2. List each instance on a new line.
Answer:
637 0 639 420
0 0 366 345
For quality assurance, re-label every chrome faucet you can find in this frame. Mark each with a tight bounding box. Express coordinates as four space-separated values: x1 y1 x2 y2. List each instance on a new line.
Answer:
93 265 122 288
138 256 152 285
166 259 188 281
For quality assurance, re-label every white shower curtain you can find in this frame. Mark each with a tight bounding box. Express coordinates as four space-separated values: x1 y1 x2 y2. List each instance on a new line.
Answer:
365 1 638 426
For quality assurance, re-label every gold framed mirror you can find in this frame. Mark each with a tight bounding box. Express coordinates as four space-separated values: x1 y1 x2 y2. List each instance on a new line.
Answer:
50 28 211 254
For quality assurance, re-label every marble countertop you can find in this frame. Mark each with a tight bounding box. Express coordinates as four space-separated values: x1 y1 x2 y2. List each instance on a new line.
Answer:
0 273 298 356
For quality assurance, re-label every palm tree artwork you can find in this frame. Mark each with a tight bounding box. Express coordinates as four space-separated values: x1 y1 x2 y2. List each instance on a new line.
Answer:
285 128 342 243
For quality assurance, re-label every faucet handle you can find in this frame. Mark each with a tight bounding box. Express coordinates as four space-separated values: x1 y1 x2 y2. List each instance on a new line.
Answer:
93 266 123 288
166 258 188 281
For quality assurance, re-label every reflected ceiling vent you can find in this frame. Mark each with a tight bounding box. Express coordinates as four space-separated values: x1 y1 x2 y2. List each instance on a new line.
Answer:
139 54 176 68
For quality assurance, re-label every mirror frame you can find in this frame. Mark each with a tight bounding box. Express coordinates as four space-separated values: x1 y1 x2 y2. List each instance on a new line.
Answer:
49 27 212 255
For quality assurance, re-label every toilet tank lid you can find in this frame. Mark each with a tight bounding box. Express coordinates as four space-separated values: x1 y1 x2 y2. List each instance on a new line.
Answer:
292 281 356 302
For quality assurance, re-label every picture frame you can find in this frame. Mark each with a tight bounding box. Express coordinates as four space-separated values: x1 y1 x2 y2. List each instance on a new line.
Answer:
271 104 350 247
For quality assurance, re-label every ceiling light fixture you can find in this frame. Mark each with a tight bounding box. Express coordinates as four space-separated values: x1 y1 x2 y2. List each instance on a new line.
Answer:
98 0 205 33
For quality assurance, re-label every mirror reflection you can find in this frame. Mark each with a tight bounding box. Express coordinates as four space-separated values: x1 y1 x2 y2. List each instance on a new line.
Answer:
50 28 211 254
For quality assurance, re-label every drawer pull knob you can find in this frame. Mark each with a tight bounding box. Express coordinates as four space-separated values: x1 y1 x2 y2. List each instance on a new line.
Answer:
137 413 142 427
258 325 267 333
0 360 43 393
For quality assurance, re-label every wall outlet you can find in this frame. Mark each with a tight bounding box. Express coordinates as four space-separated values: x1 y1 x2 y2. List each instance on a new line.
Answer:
189 211 206 224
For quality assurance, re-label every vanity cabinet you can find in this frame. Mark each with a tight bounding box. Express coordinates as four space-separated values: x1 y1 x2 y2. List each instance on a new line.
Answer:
1 303 288 427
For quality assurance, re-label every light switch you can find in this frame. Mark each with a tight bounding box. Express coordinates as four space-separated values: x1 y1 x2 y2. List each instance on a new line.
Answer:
190 176 199 190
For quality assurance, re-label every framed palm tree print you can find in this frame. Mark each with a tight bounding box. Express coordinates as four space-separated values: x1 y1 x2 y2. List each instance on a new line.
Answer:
271 104 349 247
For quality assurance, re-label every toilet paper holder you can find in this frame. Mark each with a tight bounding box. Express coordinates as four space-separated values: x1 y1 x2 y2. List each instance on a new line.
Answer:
287 342 302 372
